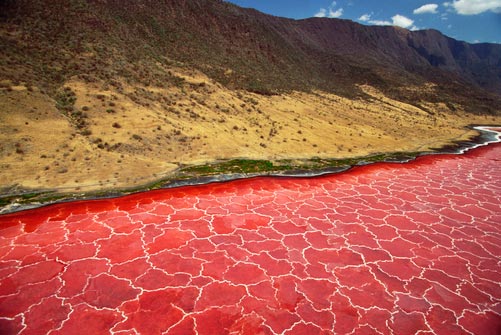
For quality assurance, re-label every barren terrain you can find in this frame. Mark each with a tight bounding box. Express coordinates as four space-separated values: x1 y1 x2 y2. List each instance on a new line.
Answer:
1 68 499 196
1 0 501 202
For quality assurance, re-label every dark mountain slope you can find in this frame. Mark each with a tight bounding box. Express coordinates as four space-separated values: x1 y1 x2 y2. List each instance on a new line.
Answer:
0 0 500 113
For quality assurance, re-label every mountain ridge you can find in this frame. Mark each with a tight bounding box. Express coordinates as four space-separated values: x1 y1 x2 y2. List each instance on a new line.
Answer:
0 0 500 113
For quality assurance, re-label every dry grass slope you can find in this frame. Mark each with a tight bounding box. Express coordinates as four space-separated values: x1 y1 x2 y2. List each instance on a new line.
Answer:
1 70 499 195
0 0 500 199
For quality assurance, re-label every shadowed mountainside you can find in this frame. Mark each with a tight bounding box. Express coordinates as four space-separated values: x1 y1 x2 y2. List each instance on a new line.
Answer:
0 0 500 113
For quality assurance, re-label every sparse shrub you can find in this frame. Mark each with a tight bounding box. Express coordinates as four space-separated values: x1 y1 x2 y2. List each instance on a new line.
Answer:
55 88 76 113
57 167 68 174
248 98 258 105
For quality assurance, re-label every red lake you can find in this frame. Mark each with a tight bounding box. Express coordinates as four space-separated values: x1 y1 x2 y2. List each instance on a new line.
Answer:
1 132 500 334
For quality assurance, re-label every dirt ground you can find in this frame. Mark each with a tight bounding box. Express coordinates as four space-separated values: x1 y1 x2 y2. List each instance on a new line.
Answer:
1 68 500 195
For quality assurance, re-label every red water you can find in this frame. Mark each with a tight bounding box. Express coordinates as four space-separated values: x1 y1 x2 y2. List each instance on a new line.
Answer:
1 143 500 334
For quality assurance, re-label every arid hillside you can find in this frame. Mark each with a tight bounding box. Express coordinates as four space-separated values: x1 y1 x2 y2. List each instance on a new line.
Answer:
0 0 500 200
1 0 500 106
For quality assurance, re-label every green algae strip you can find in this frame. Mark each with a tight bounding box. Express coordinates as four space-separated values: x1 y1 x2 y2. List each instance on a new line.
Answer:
1 124 499 214
178 152 420 176
0 151 423 213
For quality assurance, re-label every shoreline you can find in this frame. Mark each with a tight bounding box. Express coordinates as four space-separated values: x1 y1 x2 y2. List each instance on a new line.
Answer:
1 125 500 215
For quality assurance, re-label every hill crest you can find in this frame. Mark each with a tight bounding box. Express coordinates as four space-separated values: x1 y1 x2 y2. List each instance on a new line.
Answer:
0 0 500 111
